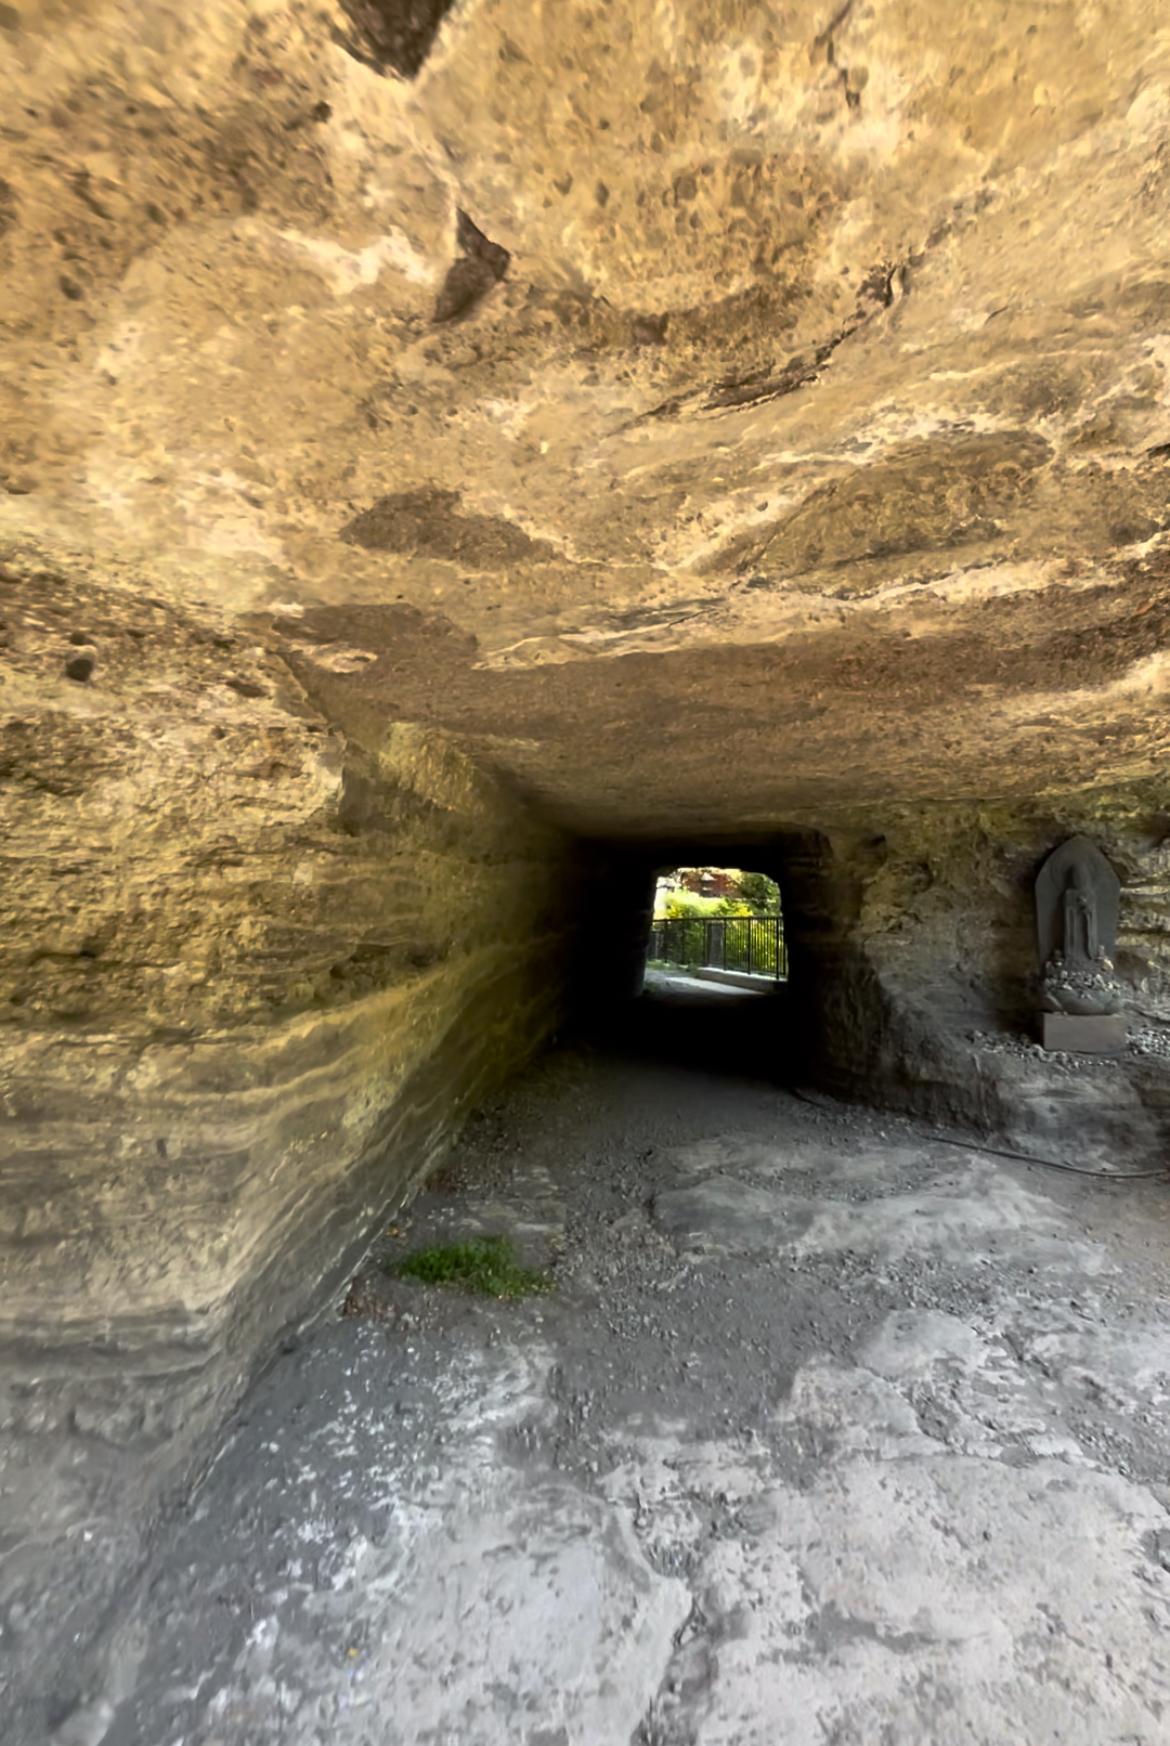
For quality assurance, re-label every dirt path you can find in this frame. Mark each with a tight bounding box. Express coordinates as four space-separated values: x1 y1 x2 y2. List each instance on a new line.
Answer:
64 986 1170 1746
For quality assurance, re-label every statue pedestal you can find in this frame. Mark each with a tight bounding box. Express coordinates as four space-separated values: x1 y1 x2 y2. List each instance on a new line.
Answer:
1040 1012 1126 1054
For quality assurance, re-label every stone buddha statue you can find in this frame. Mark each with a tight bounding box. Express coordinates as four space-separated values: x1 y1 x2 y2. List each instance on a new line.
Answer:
1062 863 1098 966
1036 838 1122 1017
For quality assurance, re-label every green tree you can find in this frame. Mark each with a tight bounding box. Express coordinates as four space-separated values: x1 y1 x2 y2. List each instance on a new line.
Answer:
735 871 781 914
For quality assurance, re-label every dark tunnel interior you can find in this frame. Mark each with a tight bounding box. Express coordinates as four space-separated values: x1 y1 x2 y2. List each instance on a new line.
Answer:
567 836 804 1086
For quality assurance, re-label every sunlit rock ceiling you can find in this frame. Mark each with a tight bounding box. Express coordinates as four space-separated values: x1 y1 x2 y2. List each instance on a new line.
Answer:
2 0 1169 831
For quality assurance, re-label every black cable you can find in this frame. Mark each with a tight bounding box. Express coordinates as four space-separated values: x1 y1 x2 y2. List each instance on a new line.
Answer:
789 1086 1167 1181
924 1133 1165 1181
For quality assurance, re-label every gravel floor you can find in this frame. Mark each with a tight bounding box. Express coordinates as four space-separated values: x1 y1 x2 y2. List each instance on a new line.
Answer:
58 981 1170 1746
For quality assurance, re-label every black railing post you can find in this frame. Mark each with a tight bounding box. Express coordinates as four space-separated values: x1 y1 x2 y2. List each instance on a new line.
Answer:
651 910 785 980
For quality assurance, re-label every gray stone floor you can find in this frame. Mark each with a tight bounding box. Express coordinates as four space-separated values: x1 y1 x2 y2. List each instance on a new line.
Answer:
57 993 1170 1746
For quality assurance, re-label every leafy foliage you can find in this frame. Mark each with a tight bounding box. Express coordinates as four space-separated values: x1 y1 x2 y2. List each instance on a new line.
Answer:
736 871 781 914
662 890 745 919
655 867 781 918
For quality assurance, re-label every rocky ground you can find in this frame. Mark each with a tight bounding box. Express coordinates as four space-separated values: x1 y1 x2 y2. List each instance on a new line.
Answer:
56 979 1170 1746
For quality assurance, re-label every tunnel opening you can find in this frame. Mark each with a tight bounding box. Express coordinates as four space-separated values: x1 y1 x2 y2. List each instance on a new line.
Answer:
568 840 807 1087
647 864 786 989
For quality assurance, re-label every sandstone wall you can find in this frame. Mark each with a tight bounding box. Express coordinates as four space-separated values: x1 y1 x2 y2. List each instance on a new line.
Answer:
0 560 584 1729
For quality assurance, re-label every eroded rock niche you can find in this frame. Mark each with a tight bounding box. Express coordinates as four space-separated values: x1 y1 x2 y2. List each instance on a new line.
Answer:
775 811 1170 1156
600 817 1170 1157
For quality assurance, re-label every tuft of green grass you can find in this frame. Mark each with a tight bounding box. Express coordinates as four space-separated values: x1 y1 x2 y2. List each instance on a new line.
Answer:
388 1234 553 1299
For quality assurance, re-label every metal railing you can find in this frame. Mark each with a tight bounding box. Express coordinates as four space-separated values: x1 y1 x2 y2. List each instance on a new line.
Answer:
648 915 787 981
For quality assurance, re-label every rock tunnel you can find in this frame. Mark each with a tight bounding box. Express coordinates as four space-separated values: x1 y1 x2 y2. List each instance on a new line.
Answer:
2 0 1170 1730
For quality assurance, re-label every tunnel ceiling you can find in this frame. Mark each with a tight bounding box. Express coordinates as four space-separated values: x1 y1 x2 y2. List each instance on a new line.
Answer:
2 0 1170 835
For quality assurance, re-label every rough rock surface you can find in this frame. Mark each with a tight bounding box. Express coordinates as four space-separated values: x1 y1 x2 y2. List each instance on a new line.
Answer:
67 1015 1170 1746
3 0 1169 805
3 0 1170 1726
0 693 587 1726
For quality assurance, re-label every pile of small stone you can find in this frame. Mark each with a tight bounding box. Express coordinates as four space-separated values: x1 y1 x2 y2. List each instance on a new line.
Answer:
968 1030 1038 1060
1129 1027 1170 1060
1040 954 1124 1017
967 1031 1120 1073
